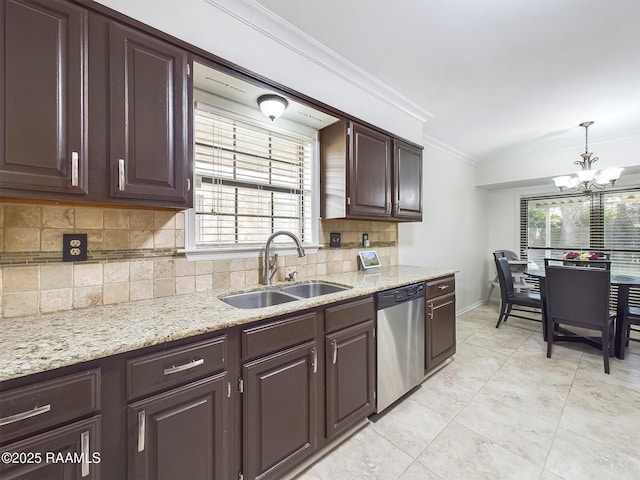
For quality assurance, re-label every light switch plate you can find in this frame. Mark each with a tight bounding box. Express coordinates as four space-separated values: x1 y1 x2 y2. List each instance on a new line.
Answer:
329 232 341 248
63 233 88 262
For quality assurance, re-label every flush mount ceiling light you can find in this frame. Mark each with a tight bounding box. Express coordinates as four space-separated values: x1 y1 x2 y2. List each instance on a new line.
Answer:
257 94 288 121
553 121 623 193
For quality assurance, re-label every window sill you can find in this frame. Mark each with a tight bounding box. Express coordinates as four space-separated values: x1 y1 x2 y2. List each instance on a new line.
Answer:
180 244 321 261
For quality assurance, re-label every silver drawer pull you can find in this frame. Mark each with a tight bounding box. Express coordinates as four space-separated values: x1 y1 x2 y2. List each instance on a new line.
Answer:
311 347 318 374
81 430 90 477
332 339 338 365
438 285 449 290
163 358 205 375
0 404 51 427
71 151 79 187
428 300 454 319
137 411 145 453
118 159 125 191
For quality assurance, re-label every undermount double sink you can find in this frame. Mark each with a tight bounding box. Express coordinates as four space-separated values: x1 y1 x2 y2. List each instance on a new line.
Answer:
220 282 351 309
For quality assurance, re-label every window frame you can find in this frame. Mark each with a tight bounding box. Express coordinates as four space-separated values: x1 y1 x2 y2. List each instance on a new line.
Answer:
182 97 321 261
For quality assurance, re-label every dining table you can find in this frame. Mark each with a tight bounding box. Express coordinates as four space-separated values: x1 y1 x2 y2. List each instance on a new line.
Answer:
524 267 640 359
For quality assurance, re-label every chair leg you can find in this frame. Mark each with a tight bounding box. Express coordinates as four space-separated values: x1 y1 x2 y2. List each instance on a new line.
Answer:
495 301 506 328
602 329 610 374
546 321 553 359
504 304 513 323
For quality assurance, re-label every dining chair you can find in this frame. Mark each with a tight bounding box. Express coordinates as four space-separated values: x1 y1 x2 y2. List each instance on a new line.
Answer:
561 259 611 269
494 255 541 328
544 264 615 374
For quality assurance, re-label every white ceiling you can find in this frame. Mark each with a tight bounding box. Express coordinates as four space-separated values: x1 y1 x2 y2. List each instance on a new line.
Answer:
251 0 640 163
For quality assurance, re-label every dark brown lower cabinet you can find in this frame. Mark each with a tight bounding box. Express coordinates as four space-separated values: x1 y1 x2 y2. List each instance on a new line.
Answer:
242 341 319 480
127 373 229 480
325 320 375 440
0 416 101 479
425 291 456 372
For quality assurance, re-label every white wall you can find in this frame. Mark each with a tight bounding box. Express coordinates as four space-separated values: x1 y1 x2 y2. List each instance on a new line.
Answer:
399 144 488 313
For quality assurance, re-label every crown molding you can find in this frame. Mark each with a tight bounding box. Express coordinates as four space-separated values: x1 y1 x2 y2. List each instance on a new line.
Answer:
423 134 476 166
204 0 433 124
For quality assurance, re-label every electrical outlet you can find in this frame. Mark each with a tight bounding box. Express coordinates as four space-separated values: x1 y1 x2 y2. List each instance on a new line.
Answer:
362 233 370 247
63 233 88 262
329 232 341 248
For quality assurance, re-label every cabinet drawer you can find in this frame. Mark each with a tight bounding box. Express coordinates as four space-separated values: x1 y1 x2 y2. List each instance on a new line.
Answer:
325 296 375 333
242 312 318 361
0 369 100 444
426 275 455 299
127 336 227 400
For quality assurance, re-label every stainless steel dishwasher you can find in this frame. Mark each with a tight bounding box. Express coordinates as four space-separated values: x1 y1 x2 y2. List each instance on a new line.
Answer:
375 282 425 413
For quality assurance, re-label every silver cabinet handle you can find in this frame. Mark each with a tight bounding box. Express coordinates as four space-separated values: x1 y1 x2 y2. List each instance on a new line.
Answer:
81 430 90 477
137 411 145 452
118 159 125 191
71 151 79 187
187 178 191 191
428 300 454 319
163 358 204 375
0 404 51 426
438 284 449 290
311 347 318 374
332 339 338 365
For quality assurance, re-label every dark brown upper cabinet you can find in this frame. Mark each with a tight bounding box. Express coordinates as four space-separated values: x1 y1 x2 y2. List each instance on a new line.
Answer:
108 21 192 207
320 120 423 222
0 0 88 196
394 139 423 221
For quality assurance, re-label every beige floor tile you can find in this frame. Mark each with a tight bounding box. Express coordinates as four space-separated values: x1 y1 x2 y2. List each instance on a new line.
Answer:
545 427 640 480
370 398 448 458
559 375 640 459
302 425 413 480
410 343 510 422
396 461 442 480
417 422 542 480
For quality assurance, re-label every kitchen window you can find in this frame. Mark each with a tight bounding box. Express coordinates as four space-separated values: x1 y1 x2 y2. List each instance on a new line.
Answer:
184 101 318 258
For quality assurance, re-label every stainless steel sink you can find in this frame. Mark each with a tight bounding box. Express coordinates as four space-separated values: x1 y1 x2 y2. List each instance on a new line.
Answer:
220 290 298 309
279 282 350 298
220 282 351 309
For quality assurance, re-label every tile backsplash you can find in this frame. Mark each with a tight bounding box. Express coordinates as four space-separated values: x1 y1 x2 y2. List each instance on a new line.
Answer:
0 202 397 318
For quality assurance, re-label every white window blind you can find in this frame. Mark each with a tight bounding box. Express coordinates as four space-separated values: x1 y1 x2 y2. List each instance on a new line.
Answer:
193 104 313 248
521 188 640 307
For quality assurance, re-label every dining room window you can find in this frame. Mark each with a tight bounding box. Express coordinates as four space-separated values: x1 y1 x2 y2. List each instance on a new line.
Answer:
521 188 640 308
192 102 314 249
521 189 640 272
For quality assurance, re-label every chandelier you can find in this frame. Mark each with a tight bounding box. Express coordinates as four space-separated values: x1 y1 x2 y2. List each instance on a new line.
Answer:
552 121 623 192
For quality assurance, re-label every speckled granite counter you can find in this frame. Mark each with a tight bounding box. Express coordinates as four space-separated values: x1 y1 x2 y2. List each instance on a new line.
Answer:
0 265 457 382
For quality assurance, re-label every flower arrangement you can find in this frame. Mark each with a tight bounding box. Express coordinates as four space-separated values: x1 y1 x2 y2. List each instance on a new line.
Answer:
562 251 599 261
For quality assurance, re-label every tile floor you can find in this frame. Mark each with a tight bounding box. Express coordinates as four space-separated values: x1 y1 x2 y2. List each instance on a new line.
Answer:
293 303 640 480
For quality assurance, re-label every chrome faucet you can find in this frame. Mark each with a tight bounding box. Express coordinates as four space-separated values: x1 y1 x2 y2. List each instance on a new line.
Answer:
264 231 305 285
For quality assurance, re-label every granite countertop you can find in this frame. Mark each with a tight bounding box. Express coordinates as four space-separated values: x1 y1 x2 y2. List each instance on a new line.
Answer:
0 265 457 382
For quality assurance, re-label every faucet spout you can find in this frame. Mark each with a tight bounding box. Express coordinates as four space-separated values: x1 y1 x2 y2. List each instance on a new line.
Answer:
263 231 305 285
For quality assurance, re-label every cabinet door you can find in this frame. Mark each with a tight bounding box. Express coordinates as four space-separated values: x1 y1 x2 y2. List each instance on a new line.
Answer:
0 416 100 479
325 320 375 440
425 292 456 371
109 22 191 206
127 373 230 480
393 140 423 221
243 341 319 480
0 0 88 195
348 123 392 218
